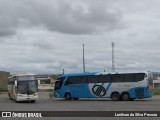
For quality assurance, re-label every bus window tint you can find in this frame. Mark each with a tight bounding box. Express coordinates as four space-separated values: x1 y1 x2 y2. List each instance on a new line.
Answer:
17 81 38 94
135 73 145 82
110 74 123 82
77 76 86 84
55 77 65 89
88 76 99 83
99 75 106 83
65 76 77 85
116 74 123 82
81 76 86 83
123 74 135 82
106 75 111 83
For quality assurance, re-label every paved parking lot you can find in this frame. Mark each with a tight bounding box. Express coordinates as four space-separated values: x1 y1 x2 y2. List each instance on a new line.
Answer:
1 92 160 111
0 92 160 120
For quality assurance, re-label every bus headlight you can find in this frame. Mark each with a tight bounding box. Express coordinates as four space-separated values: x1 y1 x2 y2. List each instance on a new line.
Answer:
17 94 23 97
33 93 38 96
54 93 59 98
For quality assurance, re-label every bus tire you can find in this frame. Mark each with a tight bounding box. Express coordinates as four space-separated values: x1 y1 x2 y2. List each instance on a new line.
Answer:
111 92 120 101
73 98 79 100
64 93 72 100
15 99 19 102
130 98 135 101
121 92 130 101
8 93 11 99
14 95 18 102
31 100 35 103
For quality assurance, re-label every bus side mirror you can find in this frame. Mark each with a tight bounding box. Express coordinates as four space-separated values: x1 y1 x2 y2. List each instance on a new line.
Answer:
15 81 17 86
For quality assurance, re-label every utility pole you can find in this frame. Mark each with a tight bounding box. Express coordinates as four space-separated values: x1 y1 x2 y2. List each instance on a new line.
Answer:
112 42 115 72
83 44 85 73
62 68 64 75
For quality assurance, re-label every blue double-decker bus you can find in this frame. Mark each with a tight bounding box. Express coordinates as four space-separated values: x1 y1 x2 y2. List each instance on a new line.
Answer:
54 71 153 101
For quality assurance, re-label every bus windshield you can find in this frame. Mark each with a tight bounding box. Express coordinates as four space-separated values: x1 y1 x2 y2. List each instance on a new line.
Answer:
54 77 65 90
17 80 38 94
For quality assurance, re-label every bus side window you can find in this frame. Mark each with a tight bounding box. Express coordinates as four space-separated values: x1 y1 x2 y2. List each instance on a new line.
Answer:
116 74 123 82
75 76 88 84
135 73 145 82
65 77 76 85
123 74 135 82
84 76 88 83
106 75 111 83
99 75 106 83
65 78 72 85
88 76 98 83
79 76 86 84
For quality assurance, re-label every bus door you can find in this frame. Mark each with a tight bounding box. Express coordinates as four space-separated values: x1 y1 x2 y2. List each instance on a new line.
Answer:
54 78 64 98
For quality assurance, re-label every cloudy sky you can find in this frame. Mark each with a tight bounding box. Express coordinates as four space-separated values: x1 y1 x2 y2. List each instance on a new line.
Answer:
0 0 160 74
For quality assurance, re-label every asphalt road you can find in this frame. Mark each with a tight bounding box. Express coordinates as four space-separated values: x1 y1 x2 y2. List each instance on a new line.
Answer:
0 92 160 120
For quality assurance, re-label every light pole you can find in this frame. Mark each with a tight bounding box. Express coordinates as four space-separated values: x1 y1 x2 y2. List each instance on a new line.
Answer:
83 44 85 73
62 68 64 75
112 42 115 72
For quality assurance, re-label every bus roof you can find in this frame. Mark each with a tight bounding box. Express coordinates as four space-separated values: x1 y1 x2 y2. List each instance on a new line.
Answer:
62 72 98 77
11 73 36 77
96 71 149 75
59 71 149 77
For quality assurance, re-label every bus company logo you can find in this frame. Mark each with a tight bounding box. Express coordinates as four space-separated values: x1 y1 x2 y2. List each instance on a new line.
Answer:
92 85 106 97
2 112 11 117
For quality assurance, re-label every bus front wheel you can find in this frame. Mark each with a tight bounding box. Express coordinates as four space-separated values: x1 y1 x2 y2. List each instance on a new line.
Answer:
64 93 72 100
111 92 120 101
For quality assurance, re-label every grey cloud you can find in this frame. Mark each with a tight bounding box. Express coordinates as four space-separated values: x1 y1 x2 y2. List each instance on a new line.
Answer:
30 0 124 34
33 41 55 51
0 0 124 36
1 0 160 74
0 28 15 37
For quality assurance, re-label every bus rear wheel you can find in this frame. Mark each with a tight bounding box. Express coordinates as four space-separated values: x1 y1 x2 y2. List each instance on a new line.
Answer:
121 93 130 101
130 98 135 101
64 93 72 100
73 98 79 100
111 92 120 101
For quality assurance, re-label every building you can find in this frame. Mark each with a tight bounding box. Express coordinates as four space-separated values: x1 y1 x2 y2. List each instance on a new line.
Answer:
153 79 160 88
0 71 10 91
36 74 59 90
152 72 160 89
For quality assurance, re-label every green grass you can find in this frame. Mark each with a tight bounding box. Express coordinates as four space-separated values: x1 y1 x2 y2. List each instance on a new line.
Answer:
152 88 160 95
0 89 7 94
38 89 53 92
0 88 3 94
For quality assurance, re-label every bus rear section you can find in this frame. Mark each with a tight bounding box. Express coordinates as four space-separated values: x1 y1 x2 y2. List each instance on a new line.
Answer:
54 72 153 101
128 72 153 99
146 71 153 97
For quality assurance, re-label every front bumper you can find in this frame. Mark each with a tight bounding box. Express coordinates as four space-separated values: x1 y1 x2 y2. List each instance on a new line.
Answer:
16 95 38 101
